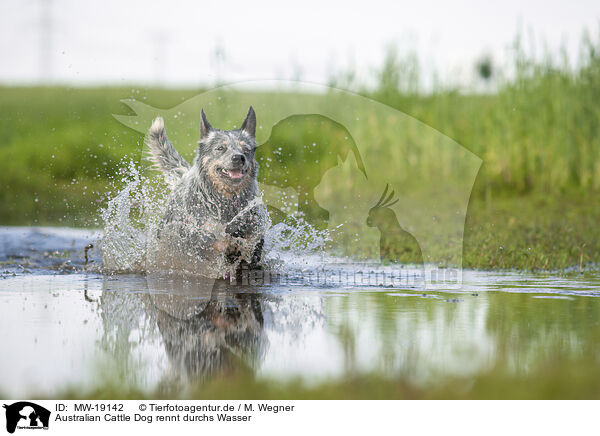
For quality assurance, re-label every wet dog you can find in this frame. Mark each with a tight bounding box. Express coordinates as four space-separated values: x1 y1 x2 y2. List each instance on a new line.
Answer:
146 107 265 276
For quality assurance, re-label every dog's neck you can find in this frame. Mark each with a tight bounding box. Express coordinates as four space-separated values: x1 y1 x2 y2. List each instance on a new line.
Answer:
186 163 257 223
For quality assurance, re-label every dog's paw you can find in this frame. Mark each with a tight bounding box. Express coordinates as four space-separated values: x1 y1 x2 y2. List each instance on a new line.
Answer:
225 245 242 263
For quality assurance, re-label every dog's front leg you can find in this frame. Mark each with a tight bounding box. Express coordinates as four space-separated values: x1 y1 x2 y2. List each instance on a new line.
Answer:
182 226 229 260
250 238 264 267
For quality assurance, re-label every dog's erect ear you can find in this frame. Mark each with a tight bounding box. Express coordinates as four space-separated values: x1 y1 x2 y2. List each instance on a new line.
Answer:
200 109 213 138
240 106 256 138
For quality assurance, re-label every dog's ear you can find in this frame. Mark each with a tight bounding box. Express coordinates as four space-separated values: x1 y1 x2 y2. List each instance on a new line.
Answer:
240 106 256 138
200 109 213 139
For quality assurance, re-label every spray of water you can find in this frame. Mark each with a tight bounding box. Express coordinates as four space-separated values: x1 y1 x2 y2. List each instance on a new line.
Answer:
100 161 333 278
100 161 165 273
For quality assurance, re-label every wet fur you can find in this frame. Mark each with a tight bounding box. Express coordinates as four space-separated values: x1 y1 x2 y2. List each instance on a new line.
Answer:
146 107 264 272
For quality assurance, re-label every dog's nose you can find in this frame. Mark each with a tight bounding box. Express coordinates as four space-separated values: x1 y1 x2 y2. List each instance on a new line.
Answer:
232 154 246 165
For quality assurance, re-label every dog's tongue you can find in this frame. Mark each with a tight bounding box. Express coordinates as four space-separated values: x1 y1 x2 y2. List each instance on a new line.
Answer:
227 169 243 179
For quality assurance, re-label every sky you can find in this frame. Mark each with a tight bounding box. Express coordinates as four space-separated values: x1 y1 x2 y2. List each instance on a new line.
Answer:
0 0 599 88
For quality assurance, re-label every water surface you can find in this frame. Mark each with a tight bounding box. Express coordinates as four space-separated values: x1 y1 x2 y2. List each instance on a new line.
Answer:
1 226 599 398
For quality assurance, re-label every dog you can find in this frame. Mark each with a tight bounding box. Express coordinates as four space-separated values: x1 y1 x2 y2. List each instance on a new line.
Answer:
146 107 265 276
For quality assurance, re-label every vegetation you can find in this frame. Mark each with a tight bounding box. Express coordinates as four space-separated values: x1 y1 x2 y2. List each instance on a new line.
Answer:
1 34 599 270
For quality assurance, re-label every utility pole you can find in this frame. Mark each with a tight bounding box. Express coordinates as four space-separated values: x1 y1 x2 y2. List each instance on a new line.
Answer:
39 0 53 82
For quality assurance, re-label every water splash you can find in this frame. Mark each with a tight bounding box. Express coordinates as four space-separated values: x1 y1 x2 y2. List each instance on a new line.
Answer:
100 161 166 273
99 161 333 278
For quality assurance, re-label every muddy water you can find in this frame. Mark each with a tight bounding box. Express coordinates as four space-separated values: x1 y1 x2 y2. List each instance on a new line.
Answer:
1 226 600 398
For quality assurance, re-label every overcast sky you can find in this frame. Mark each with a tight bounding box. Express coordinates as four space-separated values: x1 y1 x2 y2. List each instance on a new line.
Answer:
1 0 599 88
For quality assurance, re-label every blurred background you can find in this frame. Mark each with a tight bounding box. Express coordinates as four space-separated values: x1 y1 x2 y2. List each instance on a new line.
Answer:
1 0 600 269
1 0 599 88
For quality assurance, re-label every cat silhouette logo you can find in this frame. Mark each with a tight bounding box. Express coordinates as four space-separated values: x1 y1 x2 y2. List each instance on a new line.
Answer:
114 80 482 285
2 402 50 433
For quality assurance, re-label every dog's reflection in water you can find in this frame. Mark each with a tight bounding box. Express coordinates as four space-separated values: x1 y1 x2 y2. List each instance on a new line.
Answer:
99 275 267 386
147 276 266 380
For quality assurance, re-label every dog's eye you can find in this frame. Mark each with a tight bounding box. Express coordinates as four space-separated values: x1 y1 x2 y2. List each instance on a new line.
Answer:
216 145 226 152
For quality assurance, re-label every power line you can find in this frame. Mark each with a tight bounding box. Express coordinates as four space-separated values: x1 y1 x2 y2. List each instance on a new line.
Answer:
39 0 53 82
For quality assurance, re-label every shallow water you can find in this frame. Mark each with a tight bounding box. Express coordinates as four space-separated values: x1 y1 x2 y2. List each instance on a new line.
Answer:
1 226 600 398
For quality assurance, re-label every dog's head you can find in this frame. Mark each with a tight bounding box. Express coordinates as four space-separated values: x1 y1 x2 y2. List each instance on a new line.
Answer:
196 107 258 197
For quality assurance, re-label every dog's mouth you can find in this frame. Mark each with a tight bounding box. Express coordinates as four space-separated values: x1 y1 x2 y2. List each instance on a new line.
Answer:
218 167 246 182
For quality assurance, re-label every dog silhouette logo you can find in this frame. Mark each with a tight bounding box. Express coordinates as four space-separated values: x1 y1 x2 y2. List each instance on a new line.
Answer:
114 80 482 283
3 402 50 433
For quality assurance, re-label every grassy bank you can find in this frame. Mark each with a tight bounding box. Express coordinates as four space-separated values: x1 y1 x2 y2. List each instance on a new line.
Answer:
463 190 599 270
1 38 599 271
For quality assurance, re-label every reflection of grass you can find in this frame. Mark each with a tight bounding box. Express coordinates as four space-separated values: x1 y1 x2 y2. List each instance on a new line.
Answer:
38 356 600 399
191 357 600 399
1 36 599 270
39 290 599 400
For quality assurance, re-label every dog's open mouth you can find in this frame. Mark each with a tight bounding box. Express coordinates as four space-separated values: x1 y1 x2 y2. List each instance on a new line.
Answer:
219 168 245 181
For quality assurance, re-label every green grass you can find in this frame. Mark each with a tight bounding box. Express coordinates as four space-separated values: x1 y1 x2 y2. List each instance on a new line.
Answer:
1 35 599 270
348 35 600 195
0 86 206 226
463 190 600 270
